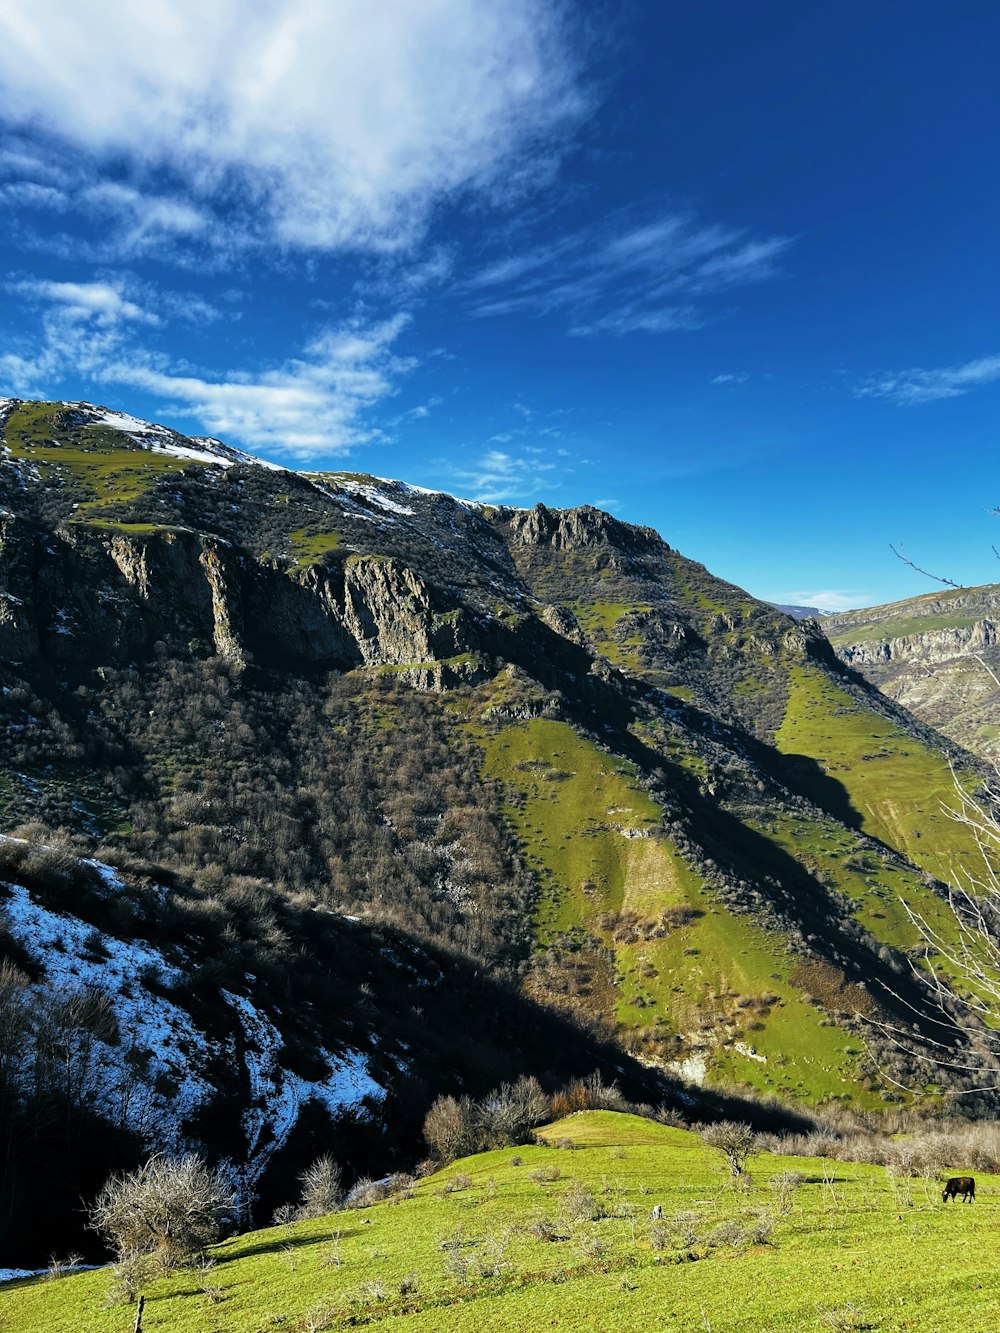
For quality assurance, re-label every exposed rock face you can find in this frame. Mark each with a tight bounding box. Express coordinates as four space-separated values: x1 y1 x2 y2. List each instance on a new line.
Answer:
509 503 660 553
823 586 1000 758
0 523 474 675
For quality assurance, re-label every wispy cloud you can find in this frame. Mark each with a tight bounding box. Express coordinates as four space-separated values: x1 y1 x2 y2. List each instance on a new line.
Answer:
449 446 562 503
464 210 790 337
857 354 1000 405
0 0 585 257
711 371 750 385
772 588 869 613
0 278 415 456
12 278 157 325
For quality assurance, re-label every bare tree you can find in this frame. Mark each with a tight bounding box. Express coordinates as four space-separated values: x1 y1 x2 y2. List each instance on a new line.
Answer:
89 1154 235 1272
295 1154 342 1220
699 1121 758 1177
876 763 1000 1091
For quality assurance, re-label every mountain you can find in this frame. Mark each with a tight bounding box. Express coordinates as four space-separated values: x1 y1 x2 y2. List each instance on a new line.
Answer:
822 584 1000 759
768 603 830 620
0 399 994 1259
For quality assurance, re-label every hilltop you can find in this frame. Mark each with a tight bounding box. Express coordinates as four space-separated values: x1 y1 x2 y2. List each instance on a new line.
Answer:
0 398 996 1262
822 583 1000 759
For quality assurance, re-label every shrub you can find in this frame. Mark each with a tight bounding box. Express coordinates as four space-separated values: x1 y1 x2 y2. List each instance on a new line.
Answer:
88 1154 234 1272
423 1094 477 1162
344 1176 392 1209
562 1179 600 1222
529 1164 561 1184
295 1154 342 1220
700 1121 758 1177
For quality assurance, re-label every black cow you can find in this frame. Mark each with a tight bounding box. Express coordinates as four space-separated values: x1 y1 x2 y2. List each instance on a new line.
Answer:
942 1176 976 1203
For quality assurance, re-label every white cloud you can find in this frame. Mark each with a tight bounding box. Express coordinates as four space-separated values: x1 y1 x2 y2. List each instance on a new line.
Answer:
0 181 68 210
857 354 1000 405
12 278 157 325
107 312 418 456
0 0 584 255
465 210 790 336
449 445 562 502
711 371 750 385
1 276 415 456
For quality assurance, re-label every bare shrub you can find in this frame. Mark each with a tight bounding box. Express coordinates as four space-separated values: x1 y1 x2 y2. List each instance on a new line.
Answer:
45 1252 83 1281
700 1121 758 1177
89 1154 234 1273
423 1094 477 1162
769 1170 806 1213
477 1075 550 1148
527 1213 567 1242
562 1179 600 1222
529 1164 561 1184
344 1177 392 1209
443 1250 475 1283
575 1232 608 1261
667 1210 704 1247
295 1155 342 1219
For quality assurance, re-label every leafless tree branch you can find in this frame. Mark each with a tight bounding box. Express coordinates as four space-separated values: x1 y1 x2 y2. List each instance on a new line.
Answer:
889 543 964 589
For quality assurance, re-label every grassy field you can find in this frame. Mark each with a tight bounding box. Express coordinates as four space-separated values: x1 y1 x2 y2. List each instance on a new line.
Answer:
480 720 875 1104
6 1110 1000 1332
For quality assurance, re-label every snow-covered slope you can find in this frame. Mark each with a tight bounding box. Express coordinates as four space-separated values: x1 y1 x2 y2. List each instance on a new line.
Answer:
0 845 384 1199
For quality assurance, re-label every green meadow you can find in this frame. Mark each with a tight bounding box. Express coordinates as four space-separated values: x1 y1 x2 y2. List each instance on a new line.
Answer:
3 402 206 509
480 720 888 1105
6 1111 999 1332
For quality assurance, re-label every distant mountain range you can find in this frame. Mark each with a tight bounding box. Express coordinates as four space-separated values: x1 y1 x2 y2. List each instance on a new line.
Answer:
0 399 993 1258
822 584 1000 759
769 603 833 620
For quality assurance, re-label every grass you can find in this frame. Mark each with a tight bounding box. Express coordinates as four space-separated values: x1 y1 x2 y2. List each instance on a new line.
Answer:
826 613 987 647
9 1110 1000 1332
3 402 206 509
480 720 876 1104
775 665 980 887
288 529 342 564
572 601 651 667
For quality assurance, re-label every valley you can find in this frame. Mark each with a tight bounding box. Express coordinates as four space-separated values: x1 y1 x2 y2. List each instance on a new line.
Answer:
0 399 997 1275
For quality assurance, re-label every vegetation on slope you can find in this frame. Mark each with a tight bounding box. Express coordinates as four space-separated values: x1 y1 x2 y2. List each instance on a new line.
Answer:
7 1110 1000 1333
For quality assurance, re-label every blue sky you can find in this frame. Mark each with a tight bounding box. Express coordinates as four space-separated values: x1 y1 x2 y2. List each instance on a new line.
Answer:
1 1 998 611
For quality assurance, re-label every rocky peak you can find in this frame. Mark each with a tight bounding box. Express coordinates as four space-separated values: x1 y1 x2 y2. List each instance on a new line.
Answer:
508 503 661 553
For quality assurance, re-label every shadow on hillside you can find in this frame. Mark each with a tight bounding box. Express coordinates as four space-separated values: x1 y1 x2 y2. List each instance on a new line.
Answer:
214 1231 340 1266
774 752 863 831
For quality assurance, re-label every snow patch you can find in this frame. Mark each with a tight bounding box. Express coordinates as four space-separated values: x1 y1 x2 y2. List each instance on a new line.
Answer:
90 407 173 438
734 1041 767 1064
668 1051 708 1084
223 990 383 1189
334 479 415 516
0 881 214 1148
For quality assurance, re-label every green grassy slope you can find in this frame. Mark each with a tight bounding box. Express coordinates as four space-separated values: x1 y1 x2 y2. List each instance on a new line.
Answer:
8 1111 1000 1333
3 402 207 509
480 720 880 1106
775 664 974 886
823 584 1000 648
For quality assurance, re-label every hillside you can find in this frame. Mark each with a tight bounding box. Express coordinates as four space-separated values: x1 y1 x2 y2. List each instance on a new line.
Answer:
822 584 1000 759
1 398 996 1262
7 1109 1000 1333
